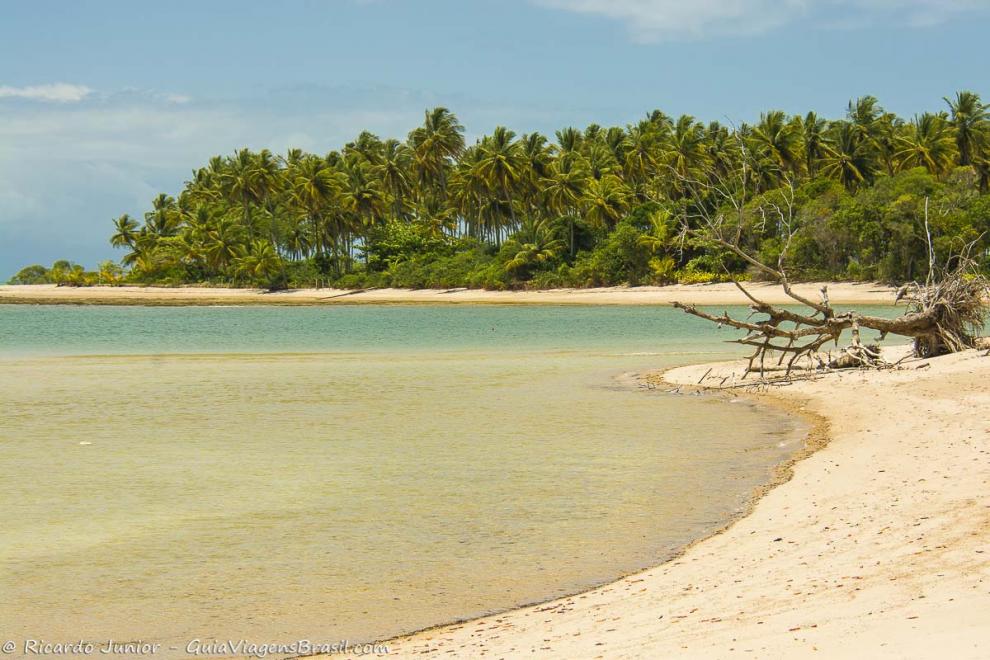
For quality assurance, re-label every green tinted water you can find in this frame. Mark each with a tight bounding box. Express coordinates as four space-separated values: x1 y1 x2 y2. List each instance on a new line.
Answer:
0 304 896 648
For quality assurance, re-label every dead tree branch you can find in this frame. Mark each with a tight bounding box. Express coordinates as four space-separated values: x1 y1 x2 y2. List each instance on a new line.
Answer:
670 167 990 374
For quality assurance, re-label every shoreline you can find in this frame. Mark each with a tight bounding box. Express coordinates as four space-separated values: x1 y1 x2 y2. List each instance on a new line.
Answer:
338 371 827 654
352 348 990 659
0 282 897 307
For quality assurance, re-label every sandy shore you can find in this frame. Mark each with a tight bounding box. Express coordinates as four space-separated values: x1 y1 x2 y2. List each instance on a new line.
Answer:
0 282 897 306
360 348 990 659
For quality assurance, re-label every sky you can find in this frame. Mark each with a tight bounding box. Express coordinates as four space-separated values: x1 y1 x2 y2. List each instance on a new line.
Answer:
1 0 988 278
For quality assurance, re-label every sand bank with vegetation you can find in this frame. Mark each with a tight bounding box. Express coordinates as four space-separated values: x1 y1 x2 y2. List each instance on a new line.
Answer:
0 282 897 307
357 348 990 659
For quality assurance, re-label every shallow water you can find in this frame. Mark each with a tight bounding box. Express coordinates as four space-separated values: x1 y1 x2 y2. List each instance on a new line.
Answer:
0 304 894 648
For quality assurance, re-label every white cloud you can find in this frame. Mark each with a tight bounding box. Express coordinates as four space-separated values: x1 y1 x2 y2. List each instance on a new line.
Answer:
0 85 449 273
0 82 92 103
535 0 990 41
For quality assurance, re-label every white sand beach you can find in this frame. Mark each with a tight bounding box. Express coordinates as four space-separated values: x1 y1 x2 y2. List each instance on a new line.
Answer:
0 282 897 306
362 348 990 659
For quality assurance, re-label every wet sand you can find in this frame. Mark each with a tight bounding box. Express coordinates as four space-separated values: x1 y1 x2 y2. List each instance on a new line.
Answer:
365 348 990 659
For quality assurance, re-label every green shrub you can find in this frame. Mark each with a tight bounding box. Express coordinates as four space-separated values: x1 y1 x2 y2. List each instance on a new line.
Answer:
9 264 50 284
676 269 720 285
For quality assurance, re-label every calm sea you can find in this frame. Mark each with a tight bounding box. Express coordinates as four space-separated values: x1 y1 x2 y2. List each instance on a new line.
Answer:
0 303 898 648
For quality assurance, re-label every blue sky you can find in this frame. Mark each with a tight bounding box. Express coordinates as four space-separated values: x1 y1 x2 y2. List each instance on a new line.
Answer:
1 0 988 277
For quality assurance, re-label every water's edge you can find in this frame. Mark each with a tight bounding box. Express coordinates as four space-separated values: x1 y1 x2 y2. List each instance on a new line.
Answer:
354 366 823 649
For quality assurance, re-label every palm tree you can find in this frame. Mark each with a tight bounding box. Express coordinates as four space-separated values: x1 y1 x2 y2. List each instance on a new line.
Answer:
505 217 565 274
519 132 553 212
821 121 876 190
750 110 801 176
801 112 832 178
408 107 465 202
704 121 736 184
555 127 583 156
202 216 246 276
233 239 283 287
220 149 262 240
869 112 901 176
664 115 709 196
282 148 305 168
110 214 140 248
344 157 387 267
375 139 414 221
120 229 152 268
541 155 589 256
474 126 524 239
346 131 385 165
580 141 618 181
582 174 631 231
254 148 284 242
895 113 958 177
290 157 343 259
944 91 989 167
848 95 882 139
91 94 990 292
602 127 628 166
144 194 180 238
622 124 658 196
282 217 313 260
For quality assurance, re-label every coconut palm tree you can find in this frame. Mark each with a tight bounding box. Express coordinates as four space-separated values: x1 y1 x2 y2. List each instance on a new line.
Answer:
253 148 284 242
821 121 876 191
703 121 736 184
582 174 631 231
895 113 958 177
234 239 283 287
408 107 465 201
220 149 263 240
505 217 565 274
622 124 659 197
474 126 525 237
848 95 883 140
282 217 313 260
664 115 709 196
750 110 802 176
637 208 674 255
944 91 989 167
555 127 583 156
519 132 553 212
343 157 387 267
203 216 246 276
375 138 414 221
583 142 620 181
290 156 345 261
541 155 589 256
144 194 181 238
346 131 385 166
801 112 832 178
110 214 140 248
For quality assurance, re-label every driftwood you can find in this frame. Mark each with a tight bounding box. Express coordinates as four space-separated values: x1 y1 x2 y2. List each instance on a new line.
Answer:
670 166 989 375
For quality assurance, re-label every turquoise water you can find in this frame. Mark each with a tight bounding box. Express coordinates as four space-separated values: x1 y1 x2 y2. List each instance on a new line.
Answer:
0 303 900 649
0 303 902 356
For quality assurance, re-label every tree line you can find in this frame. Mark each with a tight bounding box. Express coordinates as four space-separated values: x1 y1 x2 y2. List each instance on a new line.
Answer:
11 92 990 289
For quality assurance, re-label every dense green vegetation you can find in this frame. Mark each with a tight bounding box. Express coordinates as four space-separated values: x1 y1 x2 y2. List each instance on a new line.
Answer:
11 92 990 289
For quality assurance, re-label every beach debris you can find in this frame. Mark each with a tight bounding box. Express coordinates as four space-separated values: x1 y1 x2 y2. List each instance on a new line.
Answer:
670 170 988 378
